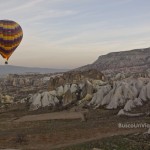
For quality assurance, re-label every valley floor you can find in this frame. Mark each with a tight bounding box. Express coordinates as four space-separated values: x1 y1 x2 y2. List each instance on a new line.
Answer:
0 109 149 150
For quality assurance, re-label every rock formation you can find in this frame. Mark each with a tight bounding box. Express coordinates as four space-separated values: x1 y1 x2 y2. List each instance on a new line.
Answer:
1 48 150 115
48 69 104 91
29 92 59 110
87 77 150 115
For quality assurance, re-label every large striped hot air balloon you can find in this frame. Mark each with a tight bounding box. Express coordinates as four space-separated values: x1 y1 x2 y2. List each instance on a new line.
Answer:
0 20 23 64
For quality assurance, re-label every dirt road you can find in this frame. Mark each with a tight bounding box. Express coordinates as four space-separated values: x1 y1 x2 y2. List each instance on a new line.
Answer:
14 111 85 122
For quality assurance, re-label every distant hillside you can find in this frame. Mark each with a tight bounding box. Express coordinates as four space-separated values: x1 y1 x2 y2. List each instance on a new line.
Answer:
75 47 150 74
0 65 68 75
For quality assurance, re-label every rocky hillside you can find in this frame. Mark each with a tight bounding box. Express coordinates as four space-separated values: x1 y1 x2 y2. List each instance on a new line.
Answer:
1 48 150 116
76 47 150 75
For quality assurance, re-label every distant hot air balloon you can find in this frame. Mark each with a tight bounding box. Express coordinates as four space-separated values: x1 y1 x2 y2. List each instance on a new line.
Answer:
0 20 23 64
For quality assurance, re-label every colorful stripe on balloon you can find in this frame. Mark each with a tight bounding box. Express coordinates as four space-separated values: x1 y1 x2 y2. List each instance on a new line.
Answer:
0 20 23 60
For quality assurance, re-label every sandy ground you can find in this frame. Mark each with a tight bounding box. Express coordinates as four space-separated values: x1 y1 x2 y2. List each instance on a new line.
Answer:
29 128 145 150
0 109 149 150
14 111 85 122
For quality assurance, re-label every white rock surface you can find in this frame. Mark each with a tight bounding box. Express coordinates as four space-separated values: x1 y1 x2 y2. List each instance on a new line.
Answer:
56 86 64 96
124 98 143 111
64 84 70 93
70 84 78 93
29 92 59 110
148 128 150 134
117 109 125 116
88 85 111 106
89 78 150 111
117 109 144 117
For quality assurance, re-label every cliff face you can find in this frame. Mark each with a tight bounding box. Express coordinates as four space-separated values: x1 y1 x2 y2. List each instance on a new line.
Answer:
76 48 150 75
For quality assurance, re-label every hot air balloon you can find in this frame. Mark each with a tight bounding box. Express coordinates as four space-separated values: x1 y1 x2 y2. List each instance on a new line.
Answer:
0 20 23 64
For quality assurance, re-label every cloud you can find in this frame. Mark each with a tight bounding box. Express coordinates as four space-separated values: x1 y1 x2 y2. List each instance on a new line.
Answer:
0 0 78 24
0 0 150 68
39 22 150 47
25 10 78 23
1 0 44 14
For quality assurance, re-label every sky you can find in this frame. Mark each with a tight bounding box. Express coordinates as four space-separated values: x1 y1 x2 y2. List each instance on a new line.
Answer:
0 0 150 69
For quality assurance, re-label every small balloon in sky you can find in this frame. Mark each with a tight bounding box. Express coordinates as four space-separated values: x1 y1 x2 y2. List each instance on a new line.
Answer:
0 20 23 64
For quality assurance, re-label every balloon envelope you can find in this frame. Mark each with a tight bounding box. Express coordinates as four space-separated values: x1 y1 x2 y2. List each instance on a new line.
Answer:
0 20 23 61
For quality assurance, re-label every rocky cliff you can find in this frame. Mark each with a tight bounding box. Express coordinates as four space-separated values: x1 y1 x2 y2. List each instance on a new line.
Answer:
76 47 150 76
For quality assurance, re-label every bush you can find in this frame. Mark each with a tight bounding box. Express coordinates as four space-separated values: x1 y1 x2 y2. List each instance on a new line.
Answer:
15 133 27 145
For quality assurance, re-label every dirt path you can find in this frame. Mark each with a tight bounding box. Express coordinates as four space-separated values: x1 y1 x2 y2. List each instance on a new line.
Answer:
14 111 85 122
